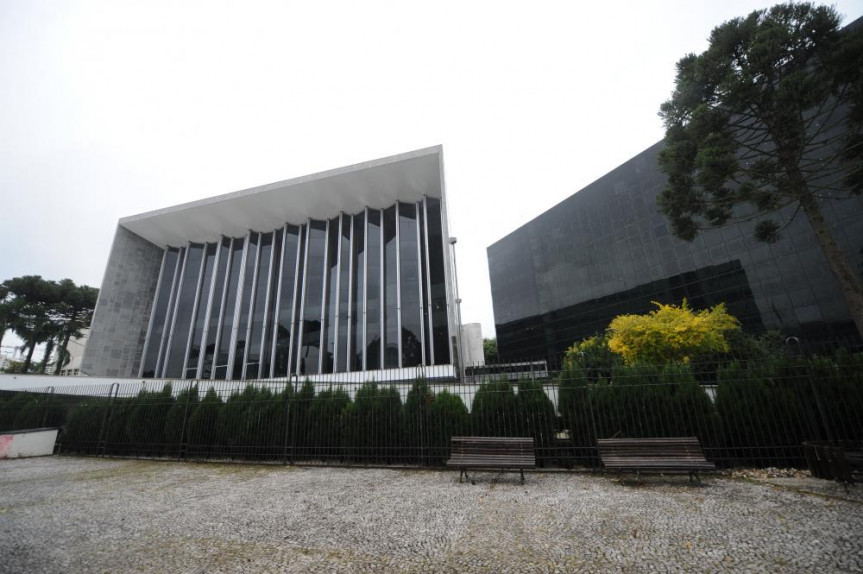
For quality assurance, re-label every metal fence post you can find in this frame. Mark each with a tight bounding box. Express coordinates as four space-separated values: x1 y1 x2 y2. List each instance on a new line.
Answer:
178 381 194 460
97 382 119 456
284 375 298 465
41 386 55 428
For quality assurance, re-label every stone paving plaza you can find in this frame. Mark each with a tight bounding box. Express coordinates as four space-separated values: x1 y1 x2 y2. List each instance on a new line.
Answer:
1 457 861 573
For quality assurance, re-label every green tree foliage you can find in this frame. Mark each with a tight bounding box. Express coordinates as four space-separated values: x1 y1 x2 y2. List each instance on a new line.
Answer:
657 3 863 338
607 300 740 364
1 276 98 374
563 333 619 382
482 338 498 364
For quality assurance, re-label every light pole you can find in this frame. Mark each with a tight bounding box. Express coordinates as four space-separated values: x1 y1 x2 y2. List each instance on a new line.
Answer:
449 237 465 380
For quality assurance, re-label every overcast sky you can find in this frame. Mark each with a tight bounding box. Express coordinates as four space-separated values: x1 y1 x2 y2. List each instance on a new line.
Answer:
2 0 861 351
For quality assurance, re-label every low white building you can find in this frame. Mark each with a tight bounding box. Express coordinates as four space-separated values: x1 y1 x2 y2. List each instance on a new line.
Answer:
461 323 484 367
53 328 89 376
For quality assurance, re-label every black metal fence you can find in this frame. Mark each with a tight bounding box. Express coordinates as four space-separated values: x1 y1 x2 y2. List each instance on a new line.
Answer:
1 351 861 469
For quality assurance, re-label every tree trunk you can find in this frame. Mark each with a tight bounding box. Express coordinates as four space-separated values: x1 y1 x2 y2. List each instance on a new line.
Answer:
0 322 5 353
54 331 72 376
39 338 56 374
798 192 863 341
22 342 36 373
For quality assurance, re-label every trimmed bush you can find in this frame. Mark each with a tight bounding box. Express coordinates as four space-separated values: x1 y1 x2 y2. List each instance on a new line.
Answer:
470 380 519 437
515 379 557 465
186 387 224 457
427 390 469 465
125 384 175 456
308 386 351 462
343 383 401 463
403 378 433 464
164 385 200 456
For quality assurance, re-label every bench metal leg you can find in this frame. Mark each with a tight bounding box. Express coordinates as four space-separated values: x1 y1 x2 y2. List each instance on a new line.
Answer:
520 468 525 485
459 468 464 483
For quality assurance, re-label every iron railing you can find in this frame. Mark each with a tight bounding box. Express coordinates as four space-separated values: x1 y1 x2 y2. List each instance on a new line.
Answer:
1 351 861 469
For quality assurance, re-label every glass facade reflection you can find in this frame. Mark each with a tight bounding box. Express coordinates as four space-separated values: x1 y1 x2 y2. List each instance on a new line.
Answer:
488 141 863 361
140 198 452 380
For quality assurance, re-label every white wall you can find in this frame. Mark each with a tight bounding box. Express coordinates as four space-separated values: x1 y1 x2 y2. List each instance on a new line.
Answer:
0 428 58 459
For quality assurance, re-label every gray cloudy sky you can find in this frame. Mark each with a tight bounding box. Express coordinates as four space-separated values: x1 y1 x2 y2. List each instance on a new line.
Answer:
2 0 861 347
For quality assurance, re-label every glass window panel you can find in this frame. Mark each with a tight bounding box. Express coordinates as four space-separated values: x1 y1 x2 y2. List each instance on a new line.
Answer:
215 238 245 379
336 214 351 373
349 212 365 371
141 248 179 378
426 198 450 364
365 210 382 370
419 202 431 364
185 242 217 378
164 243 204 378
289 226 306 375
260 228 282 379
299 220 326 375
399 203 422 367
232 232 259 379
246 232 273 379
274 226 300 376
383 205 399 368
201 238 230 379
157 246 186 375
322 218 339 374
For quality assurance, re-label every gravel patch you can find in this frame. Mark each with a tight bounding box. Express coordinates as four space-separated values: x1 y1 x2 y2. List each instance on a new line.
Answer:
1 456 861 573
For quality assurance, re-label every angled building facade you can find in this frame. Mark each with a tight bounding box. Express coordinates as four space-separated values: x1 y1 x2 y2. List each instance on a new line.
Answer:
82 146 459 380
488 141 863 362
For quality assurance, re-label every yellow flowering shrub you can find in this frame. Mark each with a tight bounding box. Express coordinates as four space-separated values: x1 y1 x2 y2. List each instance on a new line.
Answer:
606 299 740 364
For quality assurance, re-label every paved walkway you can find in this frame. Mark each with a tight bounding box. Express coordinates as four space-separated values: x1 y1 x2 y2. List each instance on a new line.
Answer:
1 457 861 573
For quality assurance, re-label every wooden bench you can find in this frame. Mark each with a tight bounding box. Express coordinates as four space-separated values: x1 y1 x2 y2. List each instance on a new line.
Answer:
446 437 536 484
597 437 716 482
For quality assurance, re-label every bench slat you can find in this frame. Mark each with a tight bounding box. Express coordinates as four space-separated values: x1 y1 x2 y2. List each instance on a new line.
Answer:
597 436 715 476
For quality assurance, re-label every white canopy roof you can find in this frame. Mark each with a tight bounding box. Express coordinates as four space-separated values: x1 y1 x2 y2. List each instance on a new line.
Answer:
120 146 444 247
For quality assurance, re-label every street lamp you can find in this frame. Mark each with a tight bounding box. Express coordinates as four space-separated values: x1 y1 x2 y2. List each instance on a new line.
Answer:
449 237 465 380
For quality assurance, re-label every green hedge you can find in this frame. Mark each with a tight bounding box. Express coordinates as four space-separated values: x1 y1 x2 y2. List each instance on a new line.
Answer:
9 352 861 468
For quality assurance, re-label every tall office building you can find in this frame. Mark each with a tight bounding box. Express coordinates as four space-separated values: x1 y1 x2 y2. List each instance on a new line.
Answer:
82 146 459 380
488 139 863 361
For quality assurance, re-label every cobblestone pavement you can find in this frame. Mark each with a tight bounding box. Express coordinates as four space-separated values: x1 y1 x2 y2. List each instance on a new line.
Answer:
1 457 861 573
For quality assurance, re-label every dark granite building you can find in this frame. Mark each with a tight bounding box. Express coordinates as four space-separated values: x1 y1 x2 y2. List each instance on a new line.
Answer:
488 141 863 361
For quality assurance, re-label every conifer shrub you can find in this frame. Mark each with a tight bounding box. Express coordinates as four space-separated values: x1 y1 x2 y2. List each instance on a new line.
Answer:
290 380 316 460
217 385 261 459
427 390 469 465
186 387 223 458
164 385 199 457
0 391 65 433
342 383 400 463
308 386 350 462
100 397 135 455
0 392 33 431
715 360 811 466
402 378 433 464
470 380 519 437
62 398 109 454
515 379 557 465
124 384 175 456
